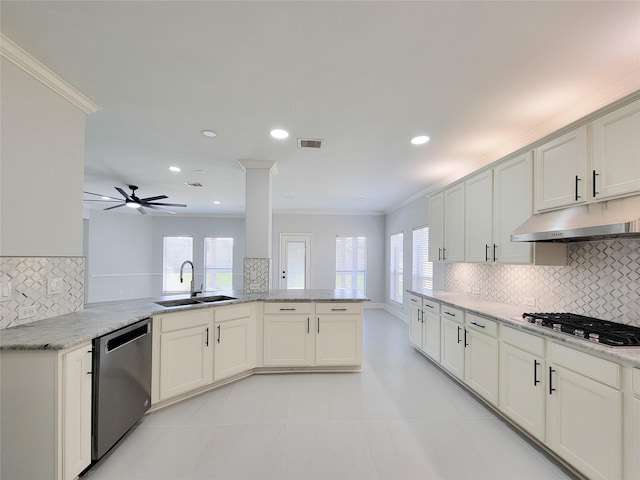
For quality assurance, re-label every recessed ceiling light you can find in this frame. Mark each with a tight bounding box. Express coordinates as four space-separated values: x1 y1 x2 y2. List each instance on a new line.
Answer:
411 135 430 145
201 130 217 137
213 201 221 205
270 129 289 139
357 197 366 201
169 166 181 172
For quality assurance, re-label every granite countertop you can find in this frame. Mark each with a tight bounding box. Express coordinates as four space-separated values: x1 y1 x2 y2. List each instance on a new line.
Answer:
407 289 640 369
0 289 368 351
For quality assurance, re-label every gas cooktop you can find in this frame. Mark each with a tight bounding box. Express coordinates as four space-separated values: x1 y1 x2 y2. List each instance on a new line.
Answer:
522 313 640 347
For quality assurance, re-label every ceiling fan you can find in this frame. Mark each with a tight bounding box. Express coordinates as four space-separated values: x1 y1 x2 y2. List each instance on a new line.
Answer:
84 185 187 214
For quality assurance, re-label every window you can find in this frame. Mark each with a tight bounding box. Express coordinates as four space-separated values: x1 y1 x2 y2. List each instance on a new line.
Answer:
390 232 404 303
412 226 433 289
163 236 193 292
204 237 234 291
335 236 366 291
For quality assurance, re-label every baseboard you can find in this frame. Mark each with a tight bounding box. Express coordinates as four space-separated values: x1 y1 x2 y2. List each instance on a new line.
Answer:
364 302 385 309
383 304 408 323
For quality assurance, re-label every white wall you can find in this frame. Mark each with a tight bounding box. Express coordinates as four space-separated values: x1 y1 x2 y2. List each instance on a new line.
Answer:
272 213 385 304
0 58 85 256
86 209 154 302
384 195 445 319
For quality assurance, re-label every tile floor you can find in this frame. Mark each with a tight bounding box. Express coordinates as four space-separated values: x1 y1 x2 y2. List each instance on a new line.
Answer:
83 308 577 480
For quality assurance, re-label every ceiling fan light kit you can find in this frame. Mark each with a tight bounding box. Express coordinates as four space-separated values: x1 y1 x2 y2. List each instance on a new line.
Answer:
84 185 187 215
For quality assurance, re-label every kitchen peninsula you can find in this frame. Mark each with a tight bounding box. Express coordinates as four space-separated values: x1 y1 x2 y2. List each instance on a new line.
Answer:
1 289 367 480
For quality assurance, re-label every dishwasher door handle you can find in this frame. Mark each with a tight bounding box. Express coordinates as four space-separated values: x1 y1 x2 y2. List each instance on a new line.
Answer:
105 321 150 354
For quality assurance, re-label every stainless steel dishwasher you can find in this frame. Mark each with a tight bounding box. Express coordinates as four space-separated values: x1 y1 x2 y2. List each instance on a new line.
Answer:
92 317 152 461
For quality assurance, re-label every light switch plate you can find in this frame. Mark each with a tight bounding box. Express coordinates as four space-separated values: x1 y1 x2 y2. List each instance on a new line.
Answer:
47 277 63 295
0 282 11 302
18 306 37 319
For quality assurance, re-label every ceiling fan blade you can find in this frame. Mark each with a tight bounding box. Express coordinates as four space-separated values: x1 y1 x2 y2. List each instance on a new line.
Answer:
84 191 121 201
137 207 147 215
84 199 121 203
115 187 132 201
145 204 177 214
145 202 187 207
140 195 168 202
103 203 126 210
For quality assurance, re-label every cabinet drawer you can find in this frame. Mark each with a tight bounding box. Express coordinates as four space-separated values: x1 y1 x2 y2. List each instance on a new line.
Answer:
466 313 498 337
441 305 464 322
316 302 362 315
263 302 312 314
408 294 422 306
633 368 640 395
422 298 440 314
549 342 621 389
158 309 212 333
214 303 253 322
501 326 545 357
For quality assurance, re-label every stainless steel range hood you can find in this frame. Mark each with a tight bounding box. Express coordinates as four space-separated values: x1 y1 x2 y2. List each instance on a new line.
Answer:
511 195 640 242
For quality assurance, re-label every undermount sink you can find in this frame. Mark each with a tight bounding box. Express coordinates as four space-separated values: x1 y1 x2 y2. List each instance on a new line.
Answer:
155 295 237 308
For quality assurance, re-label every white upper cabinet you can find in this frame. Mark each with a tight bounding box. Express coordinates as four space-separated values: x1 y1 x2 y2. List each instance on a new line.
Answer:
443 183 465 262
591 99 640 200
534 126 588 212
493 153 532 263
428 191 445 262
464 170 493 263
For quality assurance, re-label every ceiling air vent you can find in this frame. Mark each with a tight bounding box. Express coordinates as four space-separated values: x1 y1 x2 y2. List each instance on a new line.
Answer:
185 182 203 187
297 138 323 149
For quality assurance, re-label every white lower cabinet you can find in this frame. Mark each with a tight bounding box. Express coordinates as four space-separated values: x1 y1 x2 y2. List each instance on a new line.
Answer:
632 369 640 480
440 306 465 380
546 343 622 480
1 342 92 480
263 303 315 366
213 303 256 381
263 302 363 367
409 294 423 349
156 309 214 401
315 302 363 366
409 295 441 362
62 342 93 480
463 314 498 406
499 326 546 441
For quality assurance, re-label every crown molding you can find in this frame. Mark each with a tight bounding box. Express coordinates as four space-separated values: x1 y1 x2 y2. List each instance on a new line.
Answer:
237 159 279 176
0 34 100 114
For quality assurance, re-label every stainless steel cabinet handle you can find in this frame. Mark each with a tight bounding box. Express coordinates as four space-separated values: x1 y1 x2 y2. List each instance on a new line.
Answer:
575 175 581 201
549 366 556 394
205 327 209 346
217 325 221 344
457 325 461 344
438 247 442 261
485 244 489 262
280 308 296 311
424 304 434 309
493 244 497 262
592 170 599 197
317 317 320 334
442 248 446 261
307 317 310 334
444 311 456 317
464 329 468 347
534 360 540 386
331 308 347 311
470 321 485 328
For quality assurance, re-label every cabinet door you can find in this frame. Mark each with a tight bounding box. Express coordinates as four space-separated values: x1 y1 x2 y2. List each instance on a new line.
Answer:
591 99 640 199
464 171 493 263
499 343 545 441
409 301 423 350
63 343 92 480
633 394 640 480
159 325 213 400
443 183 465 262
440 317 464 379
493 153 533 264
546 364 622 480
214 317 256 381
464 329 498 406
428 192 445 262
534 126 587 211
422 311 441 362
315 314 363 366
263 314 314 366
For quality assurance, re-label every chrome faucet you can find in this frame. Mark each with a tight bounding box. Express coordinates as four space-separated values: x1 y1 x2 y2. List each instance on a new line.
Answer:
179 260 202 297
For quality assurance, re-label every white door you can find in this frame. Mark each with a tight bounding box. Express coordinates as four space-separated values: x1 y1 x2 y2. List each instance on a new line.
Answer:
279 234 311 289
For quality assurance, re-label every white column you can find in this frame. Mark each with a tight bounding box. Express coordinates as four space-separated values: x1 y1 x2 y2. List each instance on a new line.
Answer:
238 160 278 292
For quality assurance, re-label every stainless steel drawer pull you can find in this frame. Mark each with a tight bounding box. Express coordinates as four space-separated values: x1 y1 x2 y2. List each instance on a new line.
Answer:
279 308 296 311
470 321 485 328
424 304 434 309
331 308 347 311
444 311 456 317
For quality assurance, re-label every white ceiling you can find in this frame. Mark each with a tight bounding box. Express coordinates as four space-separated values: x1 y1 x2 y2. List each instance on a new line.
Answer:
2 1 639 216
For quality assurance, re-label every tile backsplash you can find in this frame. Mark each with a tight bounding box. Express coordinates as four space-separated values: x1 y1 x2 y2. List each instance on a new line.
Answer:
445 238 640 327
243 257 270 292
0 257 85 329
